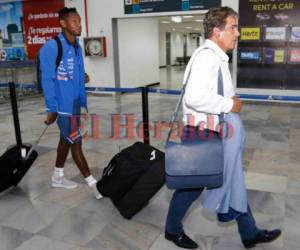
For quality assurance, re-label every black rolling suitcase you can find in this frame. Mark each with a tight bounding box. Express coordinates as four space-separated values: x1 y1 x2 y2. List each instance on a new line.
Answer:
97 141 165 219
0 82 44 193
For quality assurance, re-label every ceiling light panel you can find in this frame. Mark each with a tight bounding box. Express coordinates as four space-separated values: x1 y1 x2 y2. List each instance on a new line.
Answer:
171 16 182 23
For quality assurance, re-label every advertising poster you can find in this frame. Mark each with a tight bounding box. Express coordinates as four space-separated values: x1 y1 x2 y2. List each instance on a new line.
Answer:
22 0 64 60
238 0 300 90
0 1 25 61
124 0 220 14
290 26 300 41
264 48 286 64
289 48 300 63
264 27 286 40
239 48 262 63
240 27 261 41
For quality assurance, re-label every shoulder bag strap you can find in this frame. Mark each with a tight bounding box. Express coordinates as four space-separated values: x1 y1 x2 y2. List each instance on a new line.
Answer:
166 48 225 144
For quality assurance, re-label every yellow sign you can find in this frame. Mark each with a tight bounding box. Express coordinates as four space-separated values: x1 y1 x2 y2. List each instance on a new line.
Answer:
240 27 260 41
132 0 140 4
274 50 284 63
253 3 294 11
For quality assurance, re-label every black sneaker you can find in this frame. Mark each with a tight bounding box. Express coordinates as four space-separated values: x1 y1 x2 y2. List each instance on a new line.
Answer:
242 229 281 249
165 231 198 249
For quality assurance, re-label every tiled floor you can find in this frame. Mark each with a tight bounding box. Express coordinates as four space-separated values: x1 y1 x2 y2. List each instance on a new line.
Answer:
1 66 300 249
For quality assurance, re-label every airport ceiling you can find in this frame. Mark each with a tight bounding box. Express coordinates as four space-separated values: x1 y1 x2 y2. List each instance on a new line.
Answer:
159 14 205 34
0 0 205 35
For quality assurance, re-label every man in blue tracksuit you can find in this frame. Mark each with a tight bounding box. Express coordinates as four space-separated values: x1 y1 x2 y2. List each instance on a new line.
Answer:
40 7 101 199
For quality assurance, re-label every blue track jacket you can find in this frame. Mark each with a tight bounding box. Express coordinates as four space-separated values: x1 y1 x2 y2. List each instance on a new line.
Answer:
39 33 87 116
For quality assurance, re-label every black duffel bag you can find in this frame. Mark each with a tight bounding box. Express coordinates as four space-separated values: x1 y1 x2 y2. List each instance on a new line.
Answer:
97 141 165 219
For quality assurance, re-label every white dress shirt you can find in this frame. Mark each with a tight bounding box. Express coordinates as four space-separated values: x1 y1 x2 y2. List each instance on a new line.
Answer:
182 39 235 131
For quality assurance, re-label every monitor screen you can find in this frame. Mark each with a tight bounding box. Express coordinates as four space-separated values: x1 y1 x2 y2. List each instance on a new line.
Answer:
265 27 286 40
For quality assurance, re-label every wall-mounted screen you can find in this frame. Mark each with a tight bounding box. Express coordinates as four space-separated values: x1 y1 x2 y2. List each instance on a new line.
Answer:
290 27 300 41
240 27 261 41
264 27 286 41
239 48 262 63
288 48 300 63
264 48 286 64
124 0 221 14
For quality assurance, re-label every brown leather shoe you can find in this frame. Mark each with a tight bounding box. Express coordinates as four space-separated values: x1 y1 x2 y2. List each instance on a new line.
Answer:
242 229 281 249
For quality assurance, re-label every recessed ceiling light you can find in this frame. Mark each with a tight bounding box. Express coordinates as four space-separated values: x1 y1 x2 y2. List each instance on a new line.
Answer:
183 15 194 18
195 28 201 31
172 28 176 31
161 21 171 24
195 20 203 22
171 16 182 23
185 27 192 29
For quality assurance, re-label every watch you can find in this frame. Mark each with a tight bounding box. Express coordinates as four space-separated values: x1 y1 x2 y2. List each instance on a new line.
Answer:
86 39 102 56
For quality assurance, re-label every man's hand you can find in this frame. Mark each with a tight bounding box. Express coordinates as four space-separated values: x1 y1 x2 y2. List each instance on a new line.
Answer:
231 96 243 113
45 112 57 125
84 73 90 84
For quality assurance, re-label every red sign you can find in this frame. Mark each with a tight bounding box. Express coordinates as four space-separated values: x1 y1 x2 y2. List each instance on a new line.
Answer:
289 49 300 63
23 0 64 59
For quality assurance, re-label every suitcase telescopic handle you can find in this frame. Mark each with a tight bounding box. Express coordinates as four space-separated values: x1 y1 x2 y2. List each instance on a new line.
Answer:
24 125 48 160
9 82 22 149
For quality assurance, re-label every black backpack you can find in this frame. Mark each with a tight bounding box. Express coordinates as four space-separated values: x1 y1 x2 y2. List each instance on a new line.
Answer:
36 36 62 93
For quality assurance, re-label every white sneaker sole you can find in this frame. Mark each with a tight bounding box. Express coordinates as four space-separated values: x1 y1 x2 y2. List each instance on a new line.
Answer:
51 182 78 189
95 193 103 200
